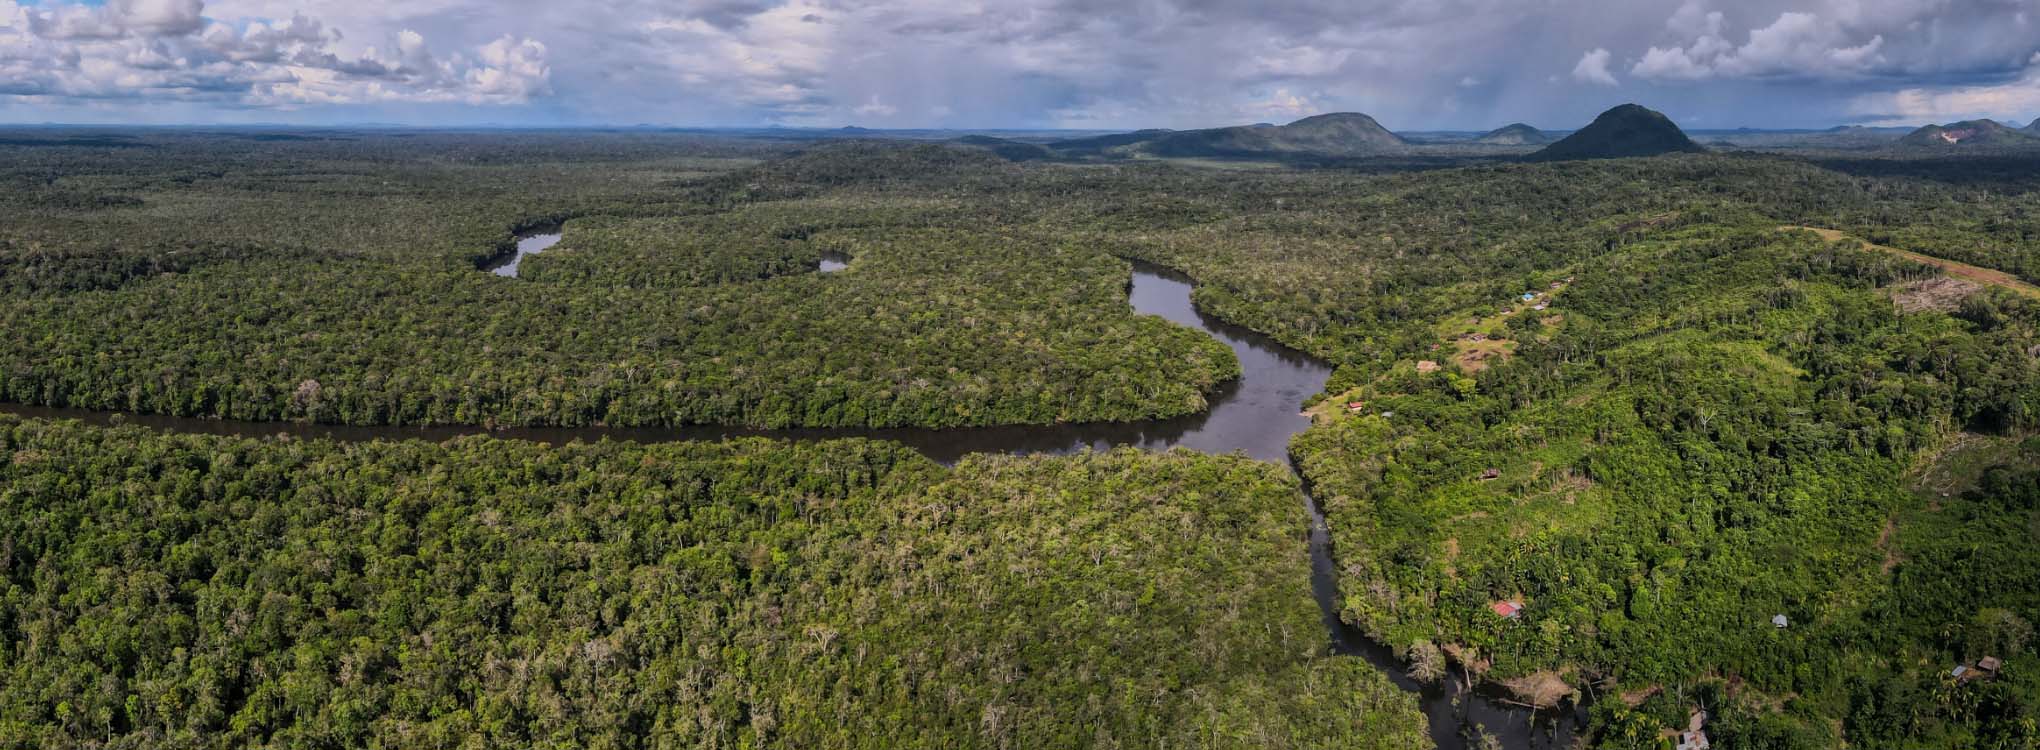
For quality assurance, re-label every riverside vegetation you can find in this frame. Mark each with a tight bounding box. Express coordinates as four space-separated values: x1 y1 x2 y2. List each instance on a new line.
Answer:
6 128 2040 746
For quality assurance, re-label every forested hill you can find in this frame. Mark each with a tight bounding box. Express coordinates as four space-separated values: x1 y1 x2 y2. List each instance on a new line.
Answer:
1048 112 1411 159
1529 104 1706 161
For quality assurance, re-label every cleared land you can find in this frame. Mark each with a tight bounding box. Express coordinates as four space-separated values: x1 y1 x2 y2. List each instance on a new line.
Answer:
1783 225 2040 299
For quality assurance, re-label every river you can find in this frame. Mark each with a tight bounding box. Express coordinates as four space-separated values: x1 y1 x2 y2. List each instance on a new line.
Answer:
480 229 562 277
3 229 1584 748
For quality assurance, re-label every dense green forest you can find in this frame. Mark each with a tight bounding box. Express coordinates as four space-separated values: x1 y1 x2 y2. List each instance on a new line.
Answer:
0 416 1426 748
1295 223 2040 747
8 133 2040 435
0 139 1233 429
8 129 2040 746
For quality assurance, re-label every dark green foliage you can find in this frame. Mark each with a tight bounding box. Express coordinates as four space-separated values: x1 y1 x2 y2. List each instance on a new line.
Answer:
519 214 823 287
951 135 1055 162
0 417 1427 748
1529 104 1707 161
0 139 1233 430
14 129 2040 746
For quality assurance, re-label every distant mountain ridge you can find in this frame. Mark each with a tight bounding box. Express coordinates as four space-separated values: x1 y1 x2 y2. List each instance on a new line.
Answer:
1899 119 2039 147
952 134 1053 161
1475 123 1551 145
1050 112 1409 159
1528 104 1706 161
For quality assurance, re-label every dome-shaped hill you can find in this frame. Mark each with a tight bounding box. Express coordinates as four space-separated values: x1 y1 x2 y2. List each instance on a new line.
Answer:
1528 104 1706 161
1050 113 1409 159
1899 119 2039 147
1475 123 1551 145
1141 112 1410 158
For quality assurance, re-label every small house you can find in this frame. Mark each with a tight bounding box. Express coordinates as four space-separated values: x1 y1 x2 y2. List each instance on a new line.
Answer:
1479 468 1501 481
1416 360 1440 373
1522 293 1537 302
1532 303 1548 311
1677 711 1711 750
1490 600 1523 619
1550 281 1564 290
1772 614 1789 629
1956 656 2003 683
1346 401 1367 414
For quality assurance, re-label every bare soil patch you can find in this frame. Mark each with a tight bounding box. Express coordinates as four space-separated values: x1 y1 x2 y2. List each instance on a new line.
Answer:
1784 226 2040 300
1890 276 1984 313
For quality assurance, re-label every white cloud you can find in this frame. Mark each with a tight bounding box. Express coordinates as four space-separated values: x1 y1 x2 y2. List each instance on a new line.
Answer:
1573 48 1617 86
1665 1 1722 38
0 0 547 107
1629 3 1944 84
1632 46 1706 81
1 0 2036 129
1243 87 1320 119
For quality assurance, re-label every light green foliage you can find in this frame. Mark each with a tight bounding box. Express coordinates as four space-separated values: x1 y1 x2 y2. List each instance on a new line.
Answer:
1296 224 2040 746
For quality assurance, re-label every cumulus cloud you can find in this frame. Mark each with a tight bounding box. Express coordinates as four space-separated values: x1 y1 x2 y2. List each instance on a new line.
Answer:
0 0 547 108
1573 48 1618 86
1244 88 1321 119
1632 8 1885 82
3 0 2039 129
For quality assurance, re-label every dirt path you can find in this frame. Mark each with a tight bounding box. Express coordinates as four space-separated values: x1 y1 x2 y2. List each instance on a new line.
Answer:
1782 226 2040 300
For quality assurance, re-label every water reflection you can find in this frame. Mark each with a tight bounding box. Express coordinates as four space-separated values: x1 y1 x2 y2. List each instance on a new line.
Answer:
480 228 563 278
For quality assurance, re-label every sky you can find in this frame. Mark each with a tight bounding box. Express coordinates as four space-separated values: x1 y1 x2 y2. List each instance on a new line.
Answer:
2 0 2039 131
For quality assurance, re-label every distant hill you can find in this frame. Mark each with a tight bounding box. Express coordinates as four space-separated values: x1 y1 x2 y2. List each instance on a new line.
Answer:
1474 123 1551 145
1693 124 1908 149
1048 128 1179 156
2026 119 2040 134
1528 104 1707 161
1049 113 1409 159
953 135 1054 161
1899 119 2039 147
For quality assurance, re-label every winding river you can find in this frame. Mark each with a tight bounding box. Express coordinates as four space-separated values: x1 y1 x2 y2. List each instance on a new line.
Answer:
2 229 1583 748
